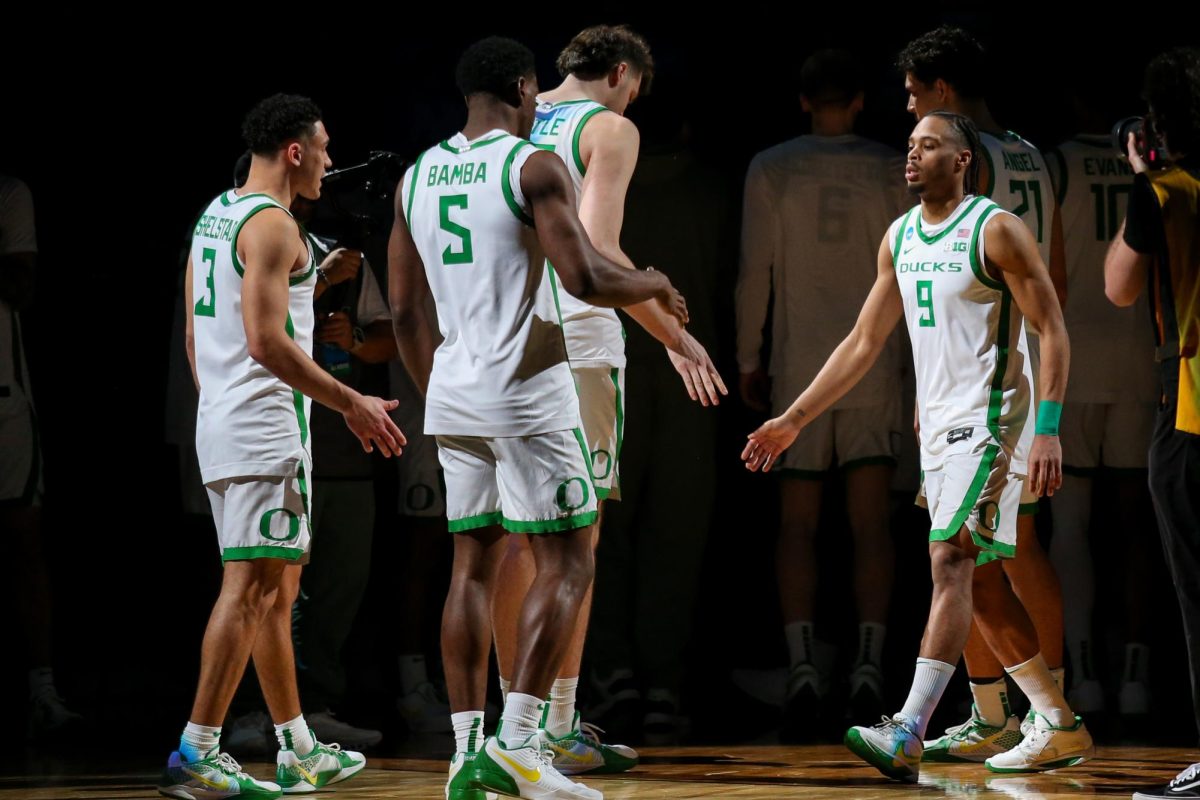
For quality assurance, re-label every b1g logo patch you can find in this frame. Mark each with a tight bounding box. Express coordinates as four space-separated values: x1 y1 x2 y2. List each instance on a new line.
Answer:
947 427 974 444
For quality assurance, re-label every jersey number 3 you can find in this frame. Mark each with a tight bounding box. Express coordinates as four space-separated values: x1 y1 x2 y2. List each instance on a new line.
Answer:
195 247 217 318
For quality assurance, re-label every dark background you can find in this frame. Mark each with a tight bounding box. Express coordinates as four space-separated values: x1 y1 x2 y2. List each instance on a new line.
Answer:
3 9 1196 762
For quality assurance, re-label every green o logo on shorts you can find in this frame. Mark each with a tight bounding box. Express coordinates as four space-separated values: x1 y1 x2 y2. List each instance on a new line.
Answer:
591 449 613 480
259 507 301 542
976 500 1001 534
555 476 590 512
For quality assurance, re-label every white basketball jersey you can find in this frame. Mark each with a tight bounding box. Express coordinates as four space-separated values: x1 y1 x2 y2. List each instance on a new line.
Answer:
736 134 906 407
889 196 1035 471
1047 136 1157 403
980 131 1055 268
402 129 579 438
529 98 626 368
191 190 316 484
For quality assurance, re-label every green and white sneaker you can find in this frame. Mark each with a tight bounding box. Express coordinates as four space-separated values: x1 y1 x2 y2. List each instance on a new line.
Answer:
159 749 282 799
843 716 923 783
923 704 1024 762
985 712 1094 773
472 733 602 800
275 733 365 793
447 752 498 800
546 714 638 776
1020 707 1035 737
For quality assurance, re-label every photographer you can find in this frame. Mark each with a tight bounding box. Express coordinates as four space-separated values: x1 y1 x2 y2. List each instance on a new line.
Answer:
1104 47 1200 800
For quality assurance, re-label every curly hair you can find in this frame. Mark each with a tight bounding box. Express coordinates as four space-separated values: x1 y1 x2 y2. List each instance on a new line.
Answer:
897 26 987 101
926 110 982 195
455 36 535 99
1144 47 1200 158
241 94 323 156
556 25 654 94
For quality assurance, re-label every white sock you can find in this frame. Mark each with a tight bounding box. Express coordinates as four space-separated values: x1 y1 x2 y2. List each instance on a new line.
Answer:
399 654 429 694
897 658 955 739
1124 643 1150 683
857 623 886 668
452 710 485 754
785 621 815 668
28 667 56 701
180 721 221 762
1050 667 1066 692
969 678 1011 726
545 678 579 738
498 693 542 749
275 714 316 755
499 676 511 704
1006 653 1072 727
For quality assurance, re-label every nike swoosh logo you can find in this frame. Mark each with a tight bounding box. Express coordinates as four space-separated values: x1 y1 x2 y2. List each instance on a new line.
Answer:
495 750 541 783
548 744 600 764
1173 779 1200 791
903 245 917 254
182 767 227 790
297 764 317 785
889 741 915 769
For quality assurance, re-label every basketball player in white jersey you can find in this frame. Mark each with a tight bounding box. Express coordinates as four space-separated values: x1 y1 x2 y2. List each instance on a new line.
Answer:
488 25 724 775
736 49 907 734
898 26 1071 759
1045 92 1157 716
388 37 687 800
744 111 1092 780
161 95 404 799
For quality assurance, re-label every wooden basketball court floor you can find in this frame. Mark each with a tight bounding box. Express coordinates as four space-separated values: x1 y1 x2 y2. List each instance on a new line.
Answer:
1 744 1191 798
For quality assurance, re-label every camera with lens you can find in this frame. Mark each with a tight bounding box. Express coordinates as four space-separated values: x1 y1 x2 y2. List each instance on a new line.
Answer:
1112 116 1170 168
311 151 409 249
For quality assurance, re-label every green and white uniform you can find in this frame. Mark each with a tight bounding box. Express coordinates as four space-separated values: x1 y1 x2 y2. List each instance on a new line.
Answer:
737 134 907 475
982 130 1057 512
531 98 626 500
889 196 1034 559
401 129 595 533
1046 136 1157 470
191 190 316 562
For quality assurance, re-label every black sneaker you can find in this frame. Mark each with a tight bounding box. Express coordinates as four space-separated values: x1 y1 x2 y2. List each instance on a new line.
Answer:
1134 763 1200 799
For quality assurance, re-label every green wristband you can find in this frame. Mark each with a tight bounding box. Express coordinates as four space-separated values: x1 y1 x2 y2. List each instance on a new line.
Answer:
1035 400 1062 436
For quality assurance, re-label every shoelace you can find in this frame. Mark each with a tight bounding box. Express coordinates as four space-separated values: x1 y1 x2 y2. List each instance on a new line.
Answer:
1171 763 1200 787
215 752 247 776
873 715 913 735
579 721 605 745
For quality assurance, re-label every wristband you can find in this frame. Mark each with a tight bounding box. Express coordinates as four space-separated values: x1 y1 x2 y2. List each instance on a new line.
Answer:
1035 400 1062 436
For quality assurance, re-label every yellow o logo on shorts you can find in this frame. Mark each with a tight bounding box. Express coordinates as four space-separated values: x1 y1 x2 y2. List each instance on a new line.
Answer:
260 507 301 542
555 477 590 512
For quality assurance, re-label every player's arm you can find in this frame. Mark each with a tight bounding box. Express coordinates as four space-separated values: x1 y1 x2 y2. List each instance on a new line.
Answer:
240 209 404 455
1105 220 1152 306
576 114 725 405
387 178 437 396
1105 141 1157 307
735 156 774 412
184 254 199 391
1048 203 1068 307
984 213 1069 497
742 236 904 472
521 150 687 323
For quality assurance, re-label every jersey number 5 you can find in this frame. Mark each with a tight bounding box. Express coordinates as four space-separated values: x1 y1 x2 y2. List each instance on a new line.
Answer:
440 195 474 265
